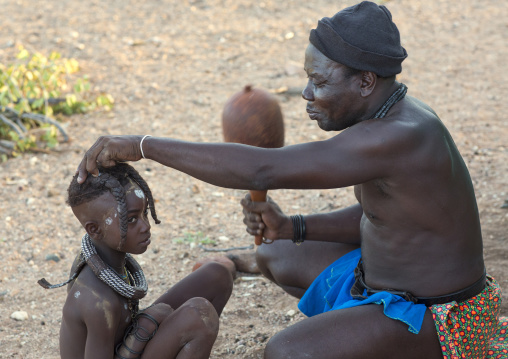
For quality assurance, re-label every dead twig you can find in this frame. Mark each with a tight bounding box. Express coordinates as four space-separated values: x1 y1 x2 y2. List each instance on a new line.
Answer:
0 114 25 138
0 106 69 142
198 244 254 252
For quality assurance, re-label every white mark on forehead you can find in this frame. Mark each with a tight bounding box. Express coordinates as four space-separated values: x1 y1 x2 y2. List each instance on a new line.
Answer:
115 213 117 218
134 189 145 199
105 217 113 226
74 291 81 299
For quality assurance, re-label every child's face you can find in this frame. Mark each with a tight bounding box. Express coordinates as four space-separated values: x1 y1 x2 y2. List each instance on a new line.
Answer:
100 180 152 254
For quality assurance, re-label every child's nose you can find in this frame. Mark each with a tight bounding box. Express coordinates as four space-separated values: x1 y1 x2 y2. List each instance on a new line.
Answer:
141 216 151 231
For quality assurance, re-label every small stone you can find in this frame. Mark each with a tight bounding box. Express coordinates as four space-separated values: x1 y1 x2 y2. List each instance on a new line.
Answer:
11 311 28 321
47 189 60 198
45 253 61 262
286 309 296 317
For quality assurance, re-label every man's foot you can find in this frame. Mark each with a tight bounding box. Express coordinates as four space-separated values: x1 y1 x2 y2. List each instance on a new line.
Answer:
192 251 261 279
227 251 261 274
192 255 237 279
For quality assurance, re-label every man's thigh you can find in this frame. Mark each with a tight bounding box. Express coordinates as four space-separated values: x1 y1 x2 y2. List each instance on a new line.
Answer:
265 304 442 359
256 240 359 298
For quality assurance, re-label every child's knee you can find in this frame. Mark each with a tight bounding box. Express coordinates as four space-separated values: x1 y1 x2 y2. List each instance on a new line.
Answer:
200 261 234 292
179 297 220 336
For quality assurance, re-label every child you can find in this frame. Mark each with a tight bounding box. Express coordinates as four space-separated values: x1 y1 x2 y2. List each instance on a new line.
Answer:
39 163 234 358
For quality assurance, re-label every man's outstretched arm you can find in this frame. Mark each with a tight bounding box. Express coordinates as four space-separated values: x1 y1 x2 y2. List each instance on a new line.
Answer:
77 121 418 190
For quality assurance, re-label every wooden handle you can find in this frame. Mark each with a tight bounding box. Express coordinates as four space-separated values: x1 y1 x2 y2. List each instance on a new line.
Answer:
249 190 267 245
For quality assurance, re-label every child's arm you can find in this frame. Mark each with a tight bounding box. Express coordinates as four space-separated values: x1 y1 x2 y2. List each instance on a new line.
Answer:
115 303 173 358
80 291 126 359
62 276 130 359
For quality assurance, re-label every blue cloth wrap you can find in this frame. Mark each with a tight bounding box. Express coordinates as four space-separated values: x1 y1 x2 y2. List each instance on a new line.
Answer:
298 248 427 334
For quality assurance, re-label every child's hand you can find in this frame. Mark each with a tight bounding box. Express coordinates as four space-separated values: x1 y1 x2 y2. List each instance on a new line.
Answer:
140 303 173 327
115 303 174 358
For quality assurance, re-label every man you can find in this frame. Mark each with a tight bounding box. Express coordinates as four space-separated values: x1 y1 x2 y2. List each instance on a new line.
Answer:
77 2 507 358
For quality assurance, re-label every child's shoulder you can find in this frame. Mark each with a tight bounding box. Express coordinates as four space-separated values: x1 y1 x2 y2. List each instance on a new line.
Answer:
64 265 124 316
61 264 132 346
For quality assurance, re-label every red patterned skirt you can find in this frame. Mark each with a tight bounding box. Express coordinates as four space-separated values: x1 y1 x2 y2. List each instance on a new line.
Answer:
430 276 508 358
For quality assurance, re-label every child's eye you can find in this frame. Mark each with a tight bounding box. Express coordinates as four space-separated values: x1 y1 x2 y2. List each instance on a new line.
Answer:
144 208 149 217
128 217 137 224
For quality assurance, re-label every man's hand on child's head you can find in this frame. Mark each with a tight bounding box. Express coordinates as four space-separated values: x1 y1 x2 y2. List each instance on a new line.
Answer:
77 135 144 184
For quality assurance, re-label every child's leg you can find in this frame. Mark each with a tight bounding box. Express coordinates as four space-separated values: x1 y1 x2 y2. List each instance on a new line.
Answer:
141 297 219 359
153 261 234 316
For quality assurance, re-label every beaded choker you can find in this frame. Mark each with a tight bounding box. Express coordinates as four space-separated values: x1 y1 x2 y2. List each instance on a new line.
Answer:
38 234 148 302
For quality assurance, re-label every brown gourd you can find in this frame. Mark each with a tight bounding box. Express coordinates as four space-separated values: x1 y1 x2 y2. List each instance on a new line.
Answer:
221 85 285 245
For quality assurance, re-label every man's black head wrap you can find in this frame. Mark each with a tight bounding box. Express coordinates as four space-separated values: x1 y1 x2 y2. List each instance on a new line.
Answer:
309 1 407 77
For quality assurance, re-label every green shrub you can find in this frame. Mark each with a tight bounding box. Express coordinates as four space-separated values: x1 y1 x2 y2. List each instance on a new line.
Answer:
0 46 114 159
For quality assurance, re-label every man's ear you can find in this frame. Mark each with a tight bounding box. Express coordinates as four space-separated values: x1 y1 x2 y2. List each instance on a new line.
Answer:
84 221 102 240
360 71 377 97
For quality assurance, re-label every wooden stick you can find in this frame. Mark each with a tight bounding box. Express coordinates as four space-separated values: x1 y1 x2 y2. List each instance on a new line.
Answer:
250 190 267 245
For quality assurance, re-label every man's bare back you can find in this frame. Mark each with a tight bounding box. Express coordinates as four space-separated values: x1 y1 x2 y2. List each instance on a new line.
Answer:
354 96 484 296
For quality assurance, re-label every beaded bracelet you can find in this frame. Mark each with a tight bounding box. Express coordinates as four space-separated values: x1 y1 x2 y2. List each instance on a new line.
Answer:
290 214 306 245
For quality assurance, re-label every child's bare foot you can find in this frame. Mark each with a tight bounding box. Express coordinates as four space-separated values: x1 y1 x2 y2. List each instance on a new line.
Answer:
227 251 260 274
192 255 237 279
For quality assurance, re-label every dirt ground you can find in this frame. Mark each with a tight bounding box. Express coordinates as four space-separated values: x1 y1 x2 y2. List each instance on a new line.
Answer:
0 0 507 357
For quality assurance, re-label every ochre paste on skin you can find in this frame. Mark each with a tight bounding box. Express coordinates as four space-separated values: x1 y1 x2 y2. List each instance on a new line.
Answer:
95 299 114 330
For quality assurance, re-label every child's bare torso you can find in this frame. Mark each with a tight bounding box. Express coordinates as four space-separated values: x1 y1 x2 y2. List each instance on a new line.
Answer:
60 265 132 358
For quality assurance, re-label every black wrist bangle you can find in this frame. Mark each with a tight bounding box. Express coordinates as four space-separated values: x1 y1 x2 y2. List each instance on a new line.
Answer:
133 312 160 341
290 214 306 245
115 342 142 359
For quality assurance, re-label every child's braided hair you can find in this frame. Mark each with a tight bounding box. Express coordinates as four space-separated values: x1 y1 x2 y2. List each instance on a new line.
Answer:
67 163 160 249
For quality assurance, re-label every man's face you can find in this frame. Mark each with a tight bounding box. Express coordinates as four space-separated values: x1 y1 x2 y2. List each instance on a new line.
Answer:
302 44 362 131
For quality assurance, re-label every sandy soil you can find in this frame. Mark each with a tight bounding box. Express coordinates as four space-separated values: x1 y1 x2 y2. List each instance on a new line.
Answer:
0 0 507 358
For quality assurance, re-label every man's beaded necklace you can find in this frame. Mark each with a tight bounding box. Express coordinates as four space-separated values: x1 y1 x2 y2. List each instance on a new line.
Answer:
370 82 408 120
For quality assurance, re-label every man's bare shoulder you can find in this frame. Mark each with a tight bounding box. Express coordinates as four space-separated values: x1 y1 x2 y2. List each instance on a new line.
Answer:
335 96 444 158
404 95 439 118
365 95 447 148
